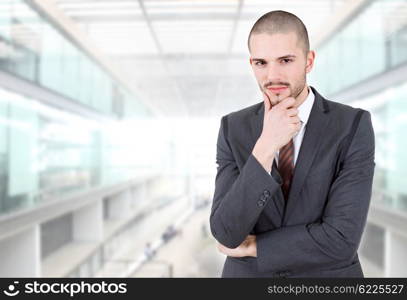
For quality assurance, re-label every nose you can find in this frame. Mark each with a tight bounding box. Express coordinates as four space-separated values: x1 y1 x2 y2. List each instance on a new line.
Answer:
266 63 283 84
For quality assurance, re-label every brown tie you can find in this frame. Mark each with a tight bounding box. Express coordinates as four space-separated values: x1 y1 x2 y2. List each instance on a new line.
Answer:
278 139 294 201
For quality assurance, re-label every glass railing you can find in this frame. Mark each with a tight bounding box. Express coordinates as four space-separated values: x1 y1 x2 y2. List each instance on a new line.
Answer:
309 0 407 213
310 0 407 96
0 87 159 216
0 0 150 118
345 82 407 212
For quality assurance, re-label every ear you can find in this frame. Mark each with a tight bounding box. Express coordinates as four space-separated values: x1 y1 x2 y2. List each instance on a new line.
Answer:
305 50 315 73
249 57 253 65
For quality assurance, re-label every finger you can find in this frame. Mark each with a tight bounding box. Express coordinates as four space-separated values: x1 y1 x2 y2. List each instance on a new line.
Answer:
217 244 229 255
289 116 301 124
291 122 302 134
278 97 296 109
217 243 226 251
286 108 299 117
266 91 279 106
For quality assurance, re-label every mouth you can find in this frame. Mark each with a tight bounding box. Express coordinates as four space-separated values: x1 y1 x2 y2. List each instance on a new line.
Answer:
266 86 288 93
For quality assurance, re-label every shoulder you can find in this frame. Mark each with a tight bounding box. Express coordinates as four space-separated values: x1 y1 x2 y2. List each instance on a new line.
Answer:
311 86 373 139
217 102 262 142
321 97 374 145
221 101 262 123
324 98 372 129
312 86 369 119
326 99 367 116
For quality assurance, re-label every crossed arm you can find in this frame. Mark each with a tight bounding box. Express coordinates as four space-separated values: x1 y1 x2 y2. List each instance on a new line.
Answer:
210 112 375 273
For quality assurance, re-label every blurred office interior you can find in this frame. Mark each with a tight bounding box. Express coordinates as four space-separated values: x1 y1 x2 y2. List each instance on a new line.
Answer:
0 0 406 277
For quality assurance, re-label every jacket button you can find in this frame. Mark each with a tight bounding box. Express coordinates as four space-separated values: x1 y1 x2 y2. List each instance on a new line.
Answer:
263 190 271 197
257 200 265 207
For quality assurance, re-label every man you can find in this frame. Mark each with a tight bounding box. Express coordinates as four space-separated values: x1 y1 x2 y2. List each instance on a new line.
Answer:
210 10 375 277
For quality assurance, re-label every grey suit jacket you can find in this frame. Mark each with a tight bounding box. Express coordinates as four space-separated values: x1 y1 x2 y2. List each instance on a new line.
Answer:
210 86 375 278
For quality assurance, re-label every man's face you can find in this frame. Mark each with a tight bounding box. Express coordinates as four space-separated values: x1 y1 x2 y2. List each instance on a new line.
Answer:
249 32 314 105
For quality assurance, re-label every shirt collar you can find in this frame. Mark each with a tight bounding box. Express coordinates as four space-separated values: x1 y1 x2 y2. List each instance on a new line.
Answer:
298 87 314 125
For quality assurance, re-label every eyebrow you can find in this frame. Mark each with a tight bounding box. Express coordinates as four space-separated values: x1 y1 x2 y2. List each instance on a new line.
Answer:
252 55 297 61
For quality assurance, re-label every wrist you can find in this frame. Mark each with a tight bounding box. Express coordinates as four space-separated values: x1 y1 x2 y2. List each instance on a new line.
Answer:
252 138 277 172
254 136 278 156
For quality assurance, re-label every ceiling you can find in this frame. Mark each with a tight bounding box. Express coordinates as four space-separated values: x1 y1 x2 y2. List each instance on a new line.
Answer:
54 0 348 118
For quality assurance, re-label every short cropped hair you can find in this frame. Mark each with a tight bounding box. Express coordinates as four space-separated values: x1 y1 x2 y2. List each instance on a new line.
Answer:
248 10 310 55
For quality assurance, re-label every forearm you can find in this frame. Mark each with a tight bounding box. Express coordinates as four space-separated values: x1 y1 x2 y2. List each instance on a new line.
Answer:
252 136 278 173
256 221 359 273
210 154 282 248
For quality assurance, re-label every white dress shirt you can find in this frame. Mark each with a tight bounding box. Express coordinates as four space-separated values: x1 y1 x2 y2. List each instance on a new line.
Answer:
275 87 315 167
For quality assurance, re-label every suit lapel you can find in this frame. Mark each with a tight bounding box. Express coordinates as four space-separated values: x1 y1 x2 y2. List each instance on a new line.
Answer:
282 87 330 224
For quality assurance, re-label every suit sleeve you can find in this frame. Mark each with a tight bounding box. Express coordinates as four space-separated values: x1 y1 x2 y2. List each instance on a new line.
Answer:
256 111 375 273
210 115 283 248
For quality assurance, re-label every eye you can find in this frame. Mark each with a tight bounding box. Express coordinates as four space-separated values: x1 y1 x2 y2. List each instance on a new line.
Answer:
254 60 265 66
281 58 293 64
